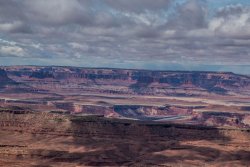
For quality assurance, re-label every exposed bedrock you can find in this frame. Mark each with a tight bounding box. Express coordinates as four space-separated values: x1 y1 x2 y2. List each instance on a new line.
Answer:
113 105 192 118
54 102 192 118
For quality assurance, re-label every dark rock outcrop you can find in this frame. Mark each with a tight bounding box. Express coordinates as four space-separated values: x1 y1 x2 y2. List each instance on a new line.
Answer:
0 69 16 88
30 70 55 79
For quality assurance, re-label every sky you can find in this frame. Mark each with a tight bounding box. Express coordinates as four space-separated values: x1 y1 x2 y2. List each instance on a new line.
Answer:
0 0 250 74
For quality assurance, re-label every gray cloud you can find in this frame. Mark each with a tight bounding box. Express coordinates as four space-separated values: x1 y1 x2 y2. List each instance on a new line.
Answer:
0 0 250 73
166 0 207 30
104 0 172 13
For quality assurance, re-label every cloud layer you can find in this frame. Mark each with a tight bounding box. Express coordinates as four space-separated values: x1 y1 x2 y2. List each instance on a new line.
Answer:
0 0 250 73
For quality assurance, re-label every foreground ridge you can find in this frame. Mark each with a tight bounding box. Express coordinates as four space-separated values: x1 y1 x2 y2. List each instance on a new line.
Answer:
0 111 250 166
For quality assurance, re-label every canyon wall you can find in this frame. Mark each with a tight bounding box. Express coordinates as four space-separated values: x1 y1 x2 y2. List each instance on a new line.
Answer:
4 66 250 95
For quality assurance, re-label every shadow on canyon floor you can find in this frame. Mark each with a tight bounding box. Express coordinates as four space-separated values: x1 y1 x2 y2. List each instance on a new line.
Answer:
30 119 250 166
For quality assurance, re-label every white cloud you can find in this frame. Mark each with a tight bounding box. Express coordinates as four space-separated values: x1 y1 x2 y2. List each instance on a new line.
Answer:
0 46 26 57
0 38 17 45
0 21 24 32
69 42 89 51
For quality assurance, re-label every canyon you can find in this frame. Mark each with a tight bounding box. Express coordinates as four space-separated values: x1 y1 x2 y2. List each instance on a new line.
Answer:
1 66 250 127
0 66 250 166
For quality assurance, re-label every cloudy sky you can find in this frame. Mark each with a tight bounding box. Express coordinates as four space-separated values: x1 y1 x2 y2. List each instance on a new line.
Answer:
0 0 250 74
